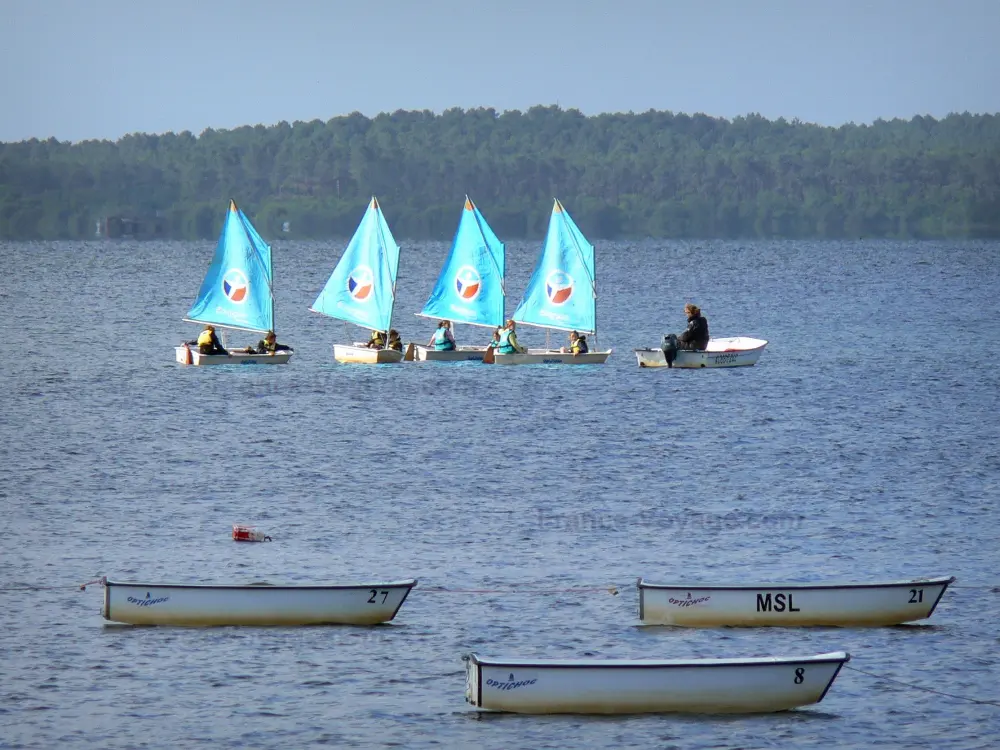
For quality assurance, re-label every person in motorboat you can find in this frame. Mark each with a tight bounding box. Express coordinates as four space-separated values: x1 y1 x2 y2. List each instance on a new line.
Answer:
428 320 457 351
255 331 292 355
387 329 404 352
187 324 228 356
677 303 709 350
562 330 589 355
496 320 526 355
365 330 386 349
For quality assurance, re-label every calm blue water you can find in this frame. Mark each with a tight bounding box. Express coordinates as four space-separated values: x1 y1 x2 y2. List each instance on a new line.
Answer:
1 238 998 749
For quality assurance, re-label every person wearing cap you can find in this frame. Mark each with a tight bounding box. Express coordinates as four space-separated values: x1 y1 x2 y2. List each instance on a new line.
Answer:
189 324 227 355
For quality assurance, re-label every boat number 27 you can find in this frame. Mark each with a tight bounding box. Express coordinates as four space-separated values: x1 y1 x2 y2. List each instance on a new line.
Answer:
367 589 390 604
909 588 924 603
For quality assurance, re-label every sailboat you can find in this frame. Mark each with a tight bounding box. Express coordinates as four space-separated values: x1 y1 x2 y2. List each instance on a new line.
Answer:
491 199 612 365
411 196 505 362
175 200 292 366
310 197 404 364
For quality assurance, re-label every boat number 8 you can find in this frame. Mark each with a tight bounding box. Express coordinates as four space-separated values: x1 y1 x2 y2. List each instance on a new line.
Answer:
794 668 805 684
368 589 389 604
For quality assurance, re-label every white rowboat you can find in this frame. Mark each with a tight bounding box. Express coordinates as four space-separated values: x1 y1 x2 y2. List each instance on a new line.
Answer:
103 579 417 626
464 651 850 714
637 576 955 627
174 346 292 366
635 337 767 368
492 348 612 365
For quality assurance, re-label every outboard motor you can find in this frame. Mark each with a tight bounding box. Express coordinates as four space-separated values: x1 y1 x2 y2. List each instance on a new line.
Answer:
660 333 678 368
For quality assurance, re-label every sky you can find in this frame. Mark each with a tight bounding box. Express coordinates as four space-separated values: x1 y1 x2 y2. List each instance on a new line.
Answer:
2 0 999 143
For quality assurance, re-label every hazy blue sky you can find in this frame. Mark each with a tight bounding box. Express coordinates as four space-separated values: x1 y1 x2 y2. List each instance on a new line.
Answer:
3 0 998 142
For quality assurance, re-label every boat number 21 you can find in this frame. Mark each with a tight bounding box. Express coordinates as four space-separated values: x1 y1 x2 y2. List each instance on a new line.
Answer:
909 588 924 603
367 589 390 604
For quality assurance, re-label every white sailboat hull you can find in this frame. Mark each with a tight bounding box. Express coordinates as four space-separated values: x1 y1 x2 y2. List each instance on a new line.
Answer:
174 346 292 366
465 651 849 714
635 337 767 368
333 344 404 364
638 576 955 627
492 348 612 365
103 579 417 626
413 345 488 362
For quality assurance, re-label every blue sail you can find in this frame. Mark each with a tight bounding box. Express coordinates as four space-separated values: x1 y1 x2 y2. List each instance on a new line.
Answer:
511 199 597 334
185 200 274 333
310 197 400 332
418 196 505 328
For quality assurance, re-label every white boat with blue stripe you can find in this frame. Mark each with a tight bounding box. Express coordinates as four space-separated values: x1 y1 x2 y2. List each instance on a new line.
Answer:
310 197 405 364
411 196 506 362
175 200 292 365
490 199 611 365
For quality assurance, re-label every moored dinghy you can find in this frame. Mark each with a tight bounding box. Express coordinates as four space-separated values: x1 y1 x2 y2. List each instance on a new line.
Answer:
310 197 405 364
490 199 611 365
176 200 292 365
464 651 850 714
637 575 955 627
102 578 417 626
635 336 767 368
412 196 506 362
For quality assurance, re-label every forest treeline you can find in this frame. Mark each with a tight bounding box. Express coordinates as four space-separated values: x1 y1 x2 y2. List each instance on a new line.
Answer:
2 106 999 240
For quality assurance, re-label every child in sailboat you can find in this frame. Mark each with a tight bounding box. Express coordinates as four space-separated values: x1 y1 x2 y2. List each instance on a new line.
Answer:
387 330 404 352
496 320 526 354
365 330 386 349
562 330 589 355
187 325 228 356
428 321 457 351
255 331 292 354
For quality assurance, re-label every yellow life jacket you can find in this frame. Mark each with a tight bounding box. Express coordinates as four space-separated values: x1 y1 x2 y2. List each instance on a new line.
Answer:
197 329 214 346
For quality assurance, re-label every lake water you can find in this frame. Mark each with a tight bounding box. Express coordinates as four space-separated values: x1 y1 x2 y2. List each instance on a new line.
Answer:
1 238 998 749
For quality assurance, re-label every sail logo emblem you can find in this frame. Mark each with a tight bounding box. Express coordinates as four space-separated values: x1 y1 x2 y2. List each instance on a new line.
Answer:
347 265 374 301
222 268 249 304
545 270 574 306
454 265 481 301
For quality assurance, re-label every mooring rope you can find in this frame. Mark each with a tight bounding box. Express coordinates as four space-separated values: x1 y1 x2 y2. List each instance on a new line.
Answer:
420 585 621 595
844 665 1000 707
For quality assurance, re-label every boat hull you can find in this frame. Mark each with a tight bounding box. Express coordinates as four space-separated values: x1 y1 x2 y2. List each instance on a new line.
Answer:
635 337 767 368
333 344 404 364
103 579 417 626
175 346 292 366
413 345 487 362
465 652 849 714
492 348 612 365
638 576 954 627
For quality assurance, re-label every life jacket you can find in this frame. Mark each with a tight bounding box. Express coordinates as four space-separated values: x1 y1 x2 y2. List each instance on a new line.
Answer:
572 337 589 354
498 329 517 354
197 329 214 346
388 336 403 351
259 339 276 353
432 327 454 350
370 331 385 348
